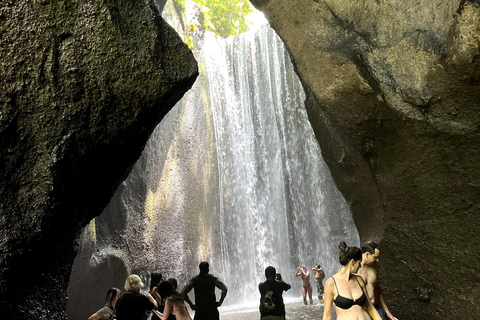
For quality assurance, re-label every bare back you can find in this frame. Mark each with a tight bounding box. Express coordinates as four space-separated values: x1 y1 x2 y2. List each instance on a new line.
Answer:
164 297 192 320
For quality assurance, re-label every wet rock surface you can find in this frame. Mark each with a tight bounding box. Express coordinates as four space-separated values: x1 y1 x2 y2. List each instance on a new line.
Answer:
250 0 480 319
0 1 197 319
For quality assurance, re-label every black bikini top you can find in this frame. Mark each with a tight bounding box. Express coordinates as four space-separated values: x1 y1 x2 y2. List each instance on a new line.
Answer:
332 276 366 309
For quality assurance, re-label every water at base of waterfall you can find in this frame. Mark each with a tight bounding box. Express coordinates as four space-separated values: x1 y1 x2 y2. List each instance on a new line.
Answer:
220 301 337 320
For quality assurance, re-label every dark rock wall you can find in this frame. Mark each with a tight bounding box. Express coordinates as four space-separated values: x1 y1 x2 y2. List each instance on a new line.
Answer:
0 0 197 319
250 0 480 319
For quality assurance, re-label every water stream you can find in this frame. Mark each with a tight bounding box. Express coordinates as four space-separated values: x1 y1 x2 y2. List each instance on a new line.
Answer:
69 13 359 319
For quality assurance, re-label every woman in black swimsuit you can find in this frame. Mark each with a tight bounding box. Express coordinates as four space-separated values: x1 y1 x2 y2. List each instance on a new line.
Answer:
322 242 382 320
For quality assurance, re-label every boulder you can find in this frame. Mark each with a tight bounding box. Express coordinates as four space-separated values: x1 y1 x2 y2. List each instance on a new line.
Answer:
0 0 197 318
250 0 480 318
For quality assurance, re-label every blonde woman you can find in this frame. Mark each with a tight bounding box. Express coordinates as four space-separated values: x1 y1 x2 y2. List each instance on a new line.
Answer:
87 288 121 320
116 274 158 320
323 242 382 320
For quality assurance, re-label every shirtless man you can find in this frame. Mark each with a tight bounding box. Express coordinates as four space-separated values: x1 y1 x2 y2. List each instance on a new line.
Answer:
181 261 228 320
295 265 313 305
312 264 325 304
357 242 398 320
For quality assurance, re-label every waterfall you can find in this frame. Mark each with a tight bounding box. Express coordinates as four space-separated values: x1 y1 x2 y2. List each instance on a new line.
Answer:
202 25 359 306
69 17 359 319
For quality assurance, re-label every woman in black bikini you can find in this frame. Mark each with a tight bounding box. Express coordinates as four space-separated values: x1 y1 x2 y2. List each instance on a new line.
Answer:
322 242 382 320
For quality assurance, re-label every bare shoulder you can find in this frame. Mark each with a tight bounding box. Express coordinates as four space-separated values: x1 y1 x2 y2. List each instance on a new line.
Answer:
354 274 366 285
324 276 334 287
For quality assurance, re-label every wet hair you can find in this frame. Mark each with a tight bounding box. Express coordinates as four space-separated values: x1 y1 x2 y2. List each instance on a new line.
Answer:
167 278 178 290
157 280 184 302
105 288 120 307
338 241 362 265
315 264 322 269
199 261 209 275
150 273 163 289
125 274 144 293
361 242 380 254
299 264 307 272
265 266 276 279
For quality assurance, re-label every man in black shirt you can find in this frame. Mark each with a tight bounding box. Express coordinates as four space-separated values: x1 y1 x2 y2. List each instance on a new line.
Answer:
259 266 291 320
181 261 228 320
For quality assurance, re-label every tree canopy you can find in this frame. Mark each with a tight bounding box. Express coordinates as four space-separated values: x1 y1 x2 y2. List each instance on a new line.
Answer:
177 0 254 38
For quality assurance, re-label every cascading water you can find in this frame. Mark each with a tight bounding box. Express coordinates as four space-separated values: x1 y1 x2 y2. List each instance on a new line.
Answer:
68 9 359 319
202 25 359 307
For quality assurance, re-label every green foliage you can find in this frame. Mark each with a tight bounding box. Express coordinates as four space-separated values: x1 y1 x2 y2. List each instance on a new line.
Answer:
175 0 253 38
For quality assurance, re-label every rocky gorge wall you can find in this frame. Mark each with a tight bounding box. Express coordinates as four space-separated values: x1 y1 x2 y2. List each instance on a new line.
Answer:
0 1 197 319
250 0 480 319
1 0 479 319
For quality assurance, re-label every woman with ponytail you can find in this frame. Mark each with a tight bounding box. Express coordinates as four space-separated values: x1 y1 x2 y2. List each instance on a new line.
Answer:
322 242 382 320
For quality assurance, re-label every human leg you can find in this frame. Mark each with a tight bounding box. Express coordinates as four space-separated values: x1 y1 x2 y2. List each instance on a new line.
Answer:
301 286 307 305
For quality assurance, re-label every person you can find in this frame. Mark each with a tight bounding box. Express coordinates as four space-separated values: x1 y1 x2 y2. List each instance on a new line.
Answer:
88 287 121 320
322 242 382 320
156 278 180 320
116 274 158 320
295 265 313 305
167 278 179 291
357 242 398 320
258 266 291 320
180 261 228 320
312 264 325 304
154 280 192 320
148 273 163 320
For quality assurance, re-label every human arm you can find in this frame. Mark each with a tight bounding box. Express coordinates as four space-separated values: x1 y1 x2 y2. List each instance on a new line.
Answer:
377 284 398 320
145 292 158 310
322 277 334 320
146 292 158 310
87 312 102 320
152 309 164 320
357 275 382 320
152 289 163 311
282 279 292 291
295 267 302 276
157 298 173 320
215 279 228 307
180 279 196 310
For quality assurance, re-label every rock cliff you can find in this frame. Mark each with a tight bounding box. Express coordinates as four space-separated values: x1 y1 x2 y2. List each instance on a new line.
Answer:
0 1 197 318
250 0 480 318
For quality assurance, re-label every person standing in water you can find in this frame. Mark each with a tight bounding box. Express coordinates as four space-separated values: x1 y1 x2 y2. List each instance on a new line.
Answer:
295 265 313 305
357 242 398 320
181 261 228 320
322 242 382 320
312 264 325 304
259 266 291 320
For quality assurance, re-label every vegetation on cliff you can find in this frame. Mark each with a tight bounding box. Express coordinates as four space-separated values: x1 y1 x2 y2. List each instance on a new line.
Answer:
175 0 253 39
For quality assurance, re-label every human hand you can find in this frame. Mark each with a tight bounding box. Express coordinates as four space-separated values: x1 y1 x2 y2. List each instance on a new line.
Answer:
387 312 398 320
276 273 282 281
